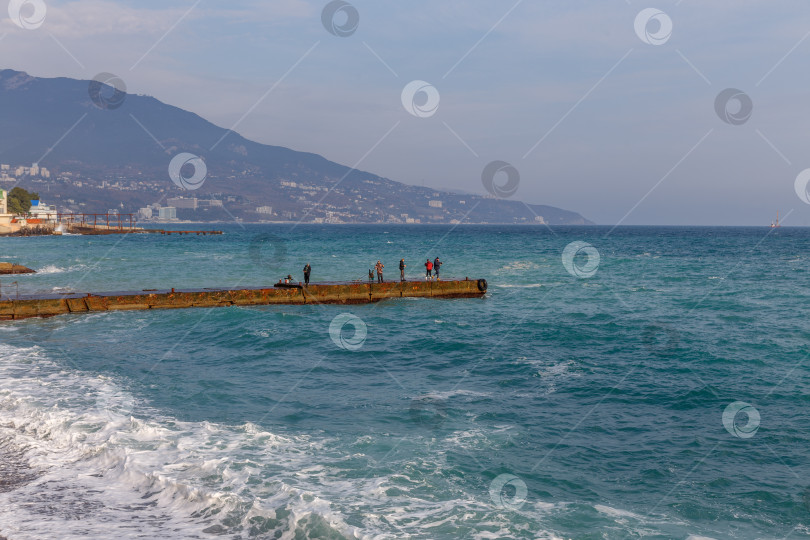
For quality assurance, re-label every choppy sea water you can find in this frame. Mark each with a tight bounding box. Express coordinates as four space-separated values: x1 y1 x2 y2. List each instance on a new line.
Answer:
0 225 808 539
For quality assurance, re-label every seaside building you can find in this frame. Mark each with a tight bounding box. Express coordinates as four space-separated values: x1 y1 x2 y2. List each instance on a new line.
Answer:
256 206 273 214
28 200 58 222
198 199 223 207
158 207 177 221
138 207 153 220
429 200 443 208
167 197 198 210
0 189 12 234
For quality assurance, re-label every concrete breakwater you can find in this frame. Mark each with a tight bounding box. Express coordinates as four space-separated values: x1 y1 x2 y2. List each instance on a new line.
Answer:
0 279 488 320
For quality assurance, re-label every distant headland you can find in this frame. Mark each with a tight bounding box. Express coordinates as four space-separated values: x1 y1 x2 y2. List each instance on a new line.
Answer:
0 69 593 226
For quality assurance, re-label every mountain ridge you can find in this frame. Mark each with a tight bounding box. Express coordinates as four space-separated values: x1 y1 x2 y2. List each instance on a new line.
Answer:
0 69 593 225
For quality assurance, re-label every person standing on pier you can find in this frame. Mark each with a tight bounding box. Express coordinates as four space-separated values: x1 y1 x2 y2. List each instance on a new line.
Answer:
433 257 442 280
303 263 311 286
425 259 433 280
399 259 406 281
375 260 384 283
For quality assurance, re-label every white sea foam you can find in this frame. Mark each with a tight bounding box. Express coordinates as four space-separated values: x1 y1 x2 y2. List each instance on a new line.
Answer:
35 264 66 274
0 343 639 539
0 345 539 539
35 264 88 275
494 261 539 274
0 344 365 540
51 286 76 292
416 389 491 400
431 319 470 327
594 504 644 519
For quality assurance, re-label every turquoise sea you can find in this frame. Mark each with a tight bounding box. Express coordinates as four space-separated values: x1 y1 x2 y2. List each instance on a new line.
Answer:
0 225 808 539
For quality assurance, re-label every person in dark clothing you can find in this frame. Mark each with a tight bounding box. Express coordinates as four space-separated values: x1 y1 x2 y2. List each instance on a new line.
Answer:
368 268 374 282
433 257 442 279
375 260 384 283
399 259 406 281
303 263 311 285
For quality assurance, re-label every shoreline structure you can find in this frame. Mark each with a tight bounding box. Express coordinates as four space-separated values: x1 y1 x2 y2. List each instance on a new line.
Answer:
0 262 35 275
0 279 488 320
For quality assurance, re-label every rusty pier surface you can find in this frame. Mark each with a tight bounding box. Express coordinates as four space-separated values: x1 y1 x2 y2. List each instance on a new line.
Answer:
0 279 488 321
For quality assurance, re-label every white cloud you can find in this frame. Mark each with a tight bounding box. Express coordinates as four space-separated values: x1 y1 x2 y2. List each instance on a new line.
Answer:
2 0 316 38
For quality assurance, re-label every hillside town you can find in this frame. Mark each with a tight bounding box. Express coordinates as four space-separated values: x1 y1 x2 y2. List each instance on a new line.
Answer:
0 159 581 226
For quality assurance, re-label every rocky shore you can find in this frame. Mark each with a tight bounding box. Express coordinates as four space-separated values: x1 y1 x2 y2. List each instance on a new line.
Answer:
0 263 35 275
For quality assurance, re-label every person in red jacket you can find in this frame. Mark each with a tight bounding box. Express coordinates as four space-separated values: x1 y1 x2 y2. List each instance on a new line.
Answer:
425 258 433 280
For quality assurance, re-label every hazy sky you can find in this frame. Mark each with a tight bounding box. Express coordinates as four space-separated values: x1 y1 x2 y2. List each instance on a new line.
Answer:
3 0 810 225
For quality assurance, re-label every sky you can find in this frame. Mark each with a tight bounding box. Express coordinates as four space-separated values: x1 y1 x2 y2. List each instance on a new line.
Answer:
2 0 810 225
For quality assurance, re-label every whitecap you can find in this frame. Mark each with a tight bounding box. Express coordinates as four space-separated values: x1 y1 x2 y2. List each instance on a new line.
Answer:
35 265 66 274
594 504 644 519
494 261 540 274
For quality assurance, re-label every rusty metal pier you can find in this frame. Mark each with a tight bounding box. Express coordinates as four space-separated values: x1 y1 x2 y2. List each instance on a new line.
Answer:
0 279 488 320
